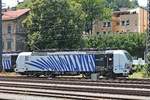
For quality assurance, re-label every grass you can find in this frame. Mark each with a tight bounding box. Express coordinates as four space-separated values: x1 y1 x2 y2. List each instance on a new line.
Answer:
0 72 18 76
0 71 149 79
129 71 145 79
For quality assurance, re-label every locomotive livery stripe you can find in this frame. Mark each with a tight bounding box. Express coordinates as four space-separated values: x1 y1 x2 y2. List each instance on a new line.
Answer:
26 54 96 72
2 60 11 70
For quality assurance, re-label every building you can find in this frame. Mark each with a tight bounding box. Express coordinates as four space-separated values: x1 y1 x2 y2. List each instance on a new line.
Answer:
2 8 30 52
93 7 148 34
93 19 112 35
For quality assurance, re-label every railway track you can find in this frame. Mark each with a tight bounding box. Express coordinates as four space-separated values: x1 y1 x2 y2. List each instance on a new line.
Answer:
1 77 150 89
0 77 150 85
0 76 150 100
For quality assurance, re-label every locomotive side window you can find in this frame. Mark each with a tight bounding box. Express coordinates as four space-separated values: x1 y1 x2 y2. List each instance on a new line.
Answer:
95 54 113 66
95 53 113 72
95 54 105 66
25 56 29 61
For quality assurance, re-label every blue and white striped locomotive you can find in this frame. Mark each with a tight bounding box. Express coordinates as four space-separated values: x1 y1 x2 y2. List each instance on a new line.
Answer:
2 52 18 71
15 50 133 77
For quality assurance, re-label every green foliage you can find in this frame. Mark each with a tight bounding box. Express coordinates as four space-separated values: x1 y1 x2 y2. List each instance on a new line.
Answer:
132 64 150 78
146 52 150 63
133 65 144 72
144 64 150 77
130 0 139 8
18 0 112 50
129 71 145 79
18 0 140 51
24 0 84 50
129 64 150 78
77 0 112 33
83 33 146 58
17 0 33 9
106 0 139 11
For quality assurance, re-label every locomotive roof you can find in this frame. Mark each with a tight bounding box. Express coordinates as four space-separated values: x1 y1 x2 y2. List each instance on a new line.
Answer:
18 50 127 56
18 52 32 56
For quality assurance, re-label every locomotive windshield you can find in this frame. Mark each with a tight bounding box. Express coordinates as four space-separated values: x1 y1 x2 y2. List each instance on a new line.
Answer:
124 52 132 62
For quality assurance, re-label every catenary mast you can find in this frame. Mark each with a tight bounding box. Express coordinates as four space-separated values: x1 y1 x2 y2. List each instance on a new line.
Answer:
0 0 2 71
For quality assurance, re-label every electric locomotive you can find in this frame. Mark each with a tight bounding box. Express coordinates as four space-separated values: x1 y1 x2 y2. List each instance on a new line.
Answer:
15 50 133 78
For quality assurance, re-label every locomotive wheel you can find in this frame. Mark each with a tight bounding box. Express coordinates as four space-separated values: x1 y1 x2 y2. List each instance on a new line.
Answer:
84 73 91 79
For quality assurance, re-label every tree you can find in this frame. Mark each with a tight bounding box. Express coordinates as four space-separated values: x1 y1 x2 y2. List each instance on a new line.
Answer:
130 0 139 8
106 0 139 11
24 0 84 50
78 0 112 34
83 33 146 58
17 0 32 9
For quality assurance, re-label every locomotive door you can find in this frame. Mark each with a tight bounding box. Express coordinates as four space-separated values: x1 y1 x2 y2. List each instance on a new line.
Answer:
11 55 18 69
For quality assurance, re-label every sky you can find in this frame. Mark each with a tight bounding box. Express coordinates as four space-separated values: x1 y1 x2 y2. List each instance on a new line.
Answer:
2 0 23 8
1 0 148 8
138 0 147 7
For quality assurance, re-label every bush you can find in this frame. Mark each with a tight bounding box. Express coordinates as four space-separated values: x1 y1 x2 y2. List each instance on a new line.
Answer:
133 64 144 72
132 64 150 78
143 64 150 77
83 33 146 58
129 64 150 78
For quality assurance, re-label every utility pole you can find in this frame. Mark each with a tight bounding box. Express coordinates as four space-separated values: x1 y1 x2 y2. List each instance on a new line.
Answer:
146 0 150 63
0 0 2 71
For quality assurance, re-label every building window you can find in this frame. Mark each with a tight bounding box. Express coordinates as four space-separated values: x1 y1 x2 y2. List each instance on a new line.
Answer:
121 21 125 26
8 25 12 34
132 11 136 14
96 32 100 35
7 41 11 50
126 20 130 26
103 22 111 27
107 22 111 27
103 22 107 27
121 20 130 26
135 20 137 26
103 31 106 34
127 30 130 32
116 14 120 17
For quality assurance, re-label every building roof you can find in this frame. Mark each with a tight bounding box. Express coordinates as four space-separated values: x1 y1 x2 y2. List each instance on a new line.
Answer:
2 9 30 21
113 7 146 15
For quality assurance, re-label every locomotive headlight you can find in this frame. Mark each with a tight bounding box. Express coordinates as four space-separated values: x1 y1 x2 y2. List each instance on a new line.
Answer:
15 68 18 72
